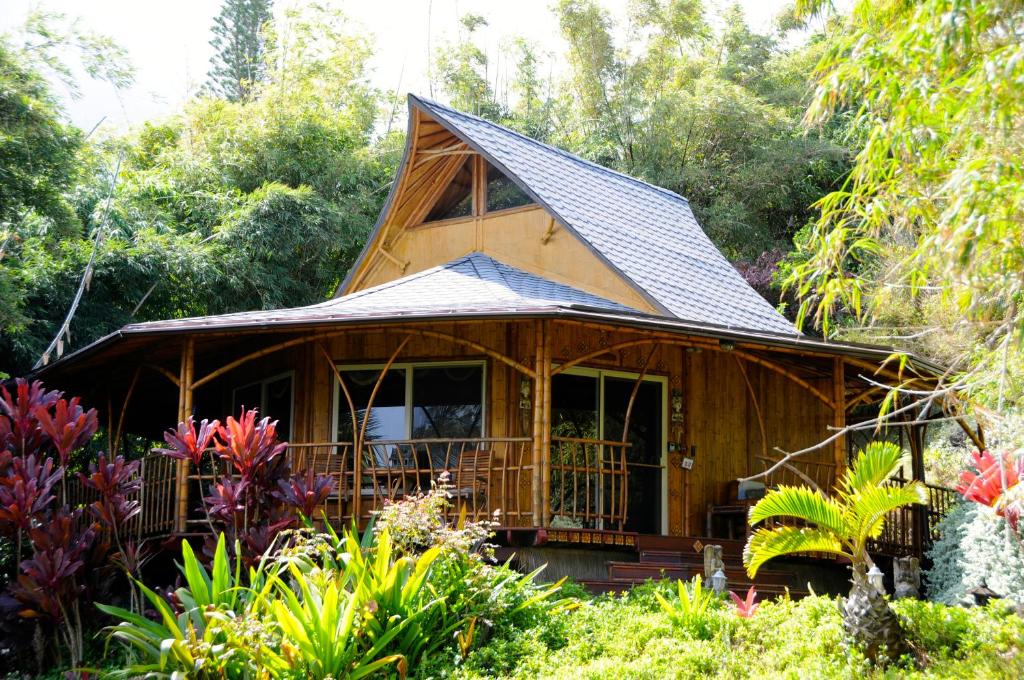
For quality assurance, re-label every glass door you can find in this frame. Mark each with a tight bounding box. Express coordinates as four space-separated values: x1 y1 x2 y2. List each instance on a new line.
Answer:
550 370 665 533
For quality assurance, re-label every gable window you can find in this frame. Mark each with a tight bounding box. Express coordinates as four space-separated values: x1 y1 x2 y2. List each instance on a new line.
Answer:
424 157 473 222
485 162 532 212
334 361 485 443
232 373 294 440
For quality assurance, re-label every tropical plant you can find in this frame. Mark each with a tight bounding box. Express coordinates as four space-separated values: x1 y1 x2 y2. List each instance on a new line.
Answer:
655 575 723 640
157 408 335 563
729 586 759 618
743 441 927 660
957 449 1023 537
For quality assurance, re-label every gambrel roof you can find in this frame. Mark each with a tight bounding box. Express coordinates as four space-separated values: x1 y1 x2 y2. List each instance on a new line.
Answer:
115 253 635 333
342 95 796 336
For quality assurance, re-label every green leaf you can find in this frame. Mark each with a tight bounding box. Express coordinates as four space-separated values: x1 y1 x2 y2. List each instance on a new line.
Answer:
743 526 849 577
747 485 848 534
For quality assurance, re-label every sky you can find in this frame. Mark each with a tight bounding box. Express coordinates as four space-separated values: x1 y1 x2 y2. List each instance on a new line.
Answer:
0 0 796 131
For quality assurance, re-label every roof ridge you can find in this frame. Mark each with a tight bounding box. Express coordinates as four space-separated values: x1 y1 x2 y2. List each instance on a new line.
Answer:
412 95 691 206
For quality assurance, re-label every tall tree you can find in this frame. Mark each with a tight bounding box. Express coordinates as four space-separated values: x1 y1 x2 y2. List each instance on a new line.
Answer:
784 0 1024 412
205 0 273 102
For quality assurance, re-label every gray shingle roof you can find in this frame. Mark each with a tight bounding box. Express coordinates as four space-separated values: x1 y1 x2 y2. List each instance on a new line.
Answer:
122 253 637 333
410 95 796 336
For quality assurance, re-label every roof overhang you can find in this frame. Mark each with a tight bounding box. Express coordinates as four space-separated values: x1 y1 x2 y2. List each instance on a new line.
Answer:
32 303 944 381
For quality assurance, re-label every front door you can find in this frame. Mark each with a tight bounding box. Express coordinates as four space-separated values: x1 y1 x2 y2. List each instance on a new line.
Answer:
550 370 665 534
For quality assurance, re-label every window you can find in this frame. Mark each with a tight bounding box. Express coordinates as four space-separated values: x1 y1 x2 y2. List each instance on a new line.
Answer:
424 157 473 222
335 362 485 442
232 373 294 440
485 162 532 212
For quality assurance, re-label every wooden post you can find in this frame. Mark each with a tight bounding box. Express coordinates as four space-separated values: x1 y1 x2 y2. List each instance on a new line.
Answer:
531 321 545 526
832 358 846 489
174 337 195 533
541 320 552 526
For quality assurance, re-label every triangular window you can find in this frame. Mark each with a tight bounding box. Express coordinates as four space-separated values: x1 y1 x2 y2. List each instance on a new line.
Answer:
425 157 473 222
485 162 532 212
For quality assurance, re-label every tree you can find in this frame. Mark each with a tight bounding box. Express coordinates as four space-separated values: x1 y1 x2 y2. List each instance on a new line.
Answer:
743 442 927 660
205 0 273 102
783 0 1024 408
433 14 499 118
0 4 390 377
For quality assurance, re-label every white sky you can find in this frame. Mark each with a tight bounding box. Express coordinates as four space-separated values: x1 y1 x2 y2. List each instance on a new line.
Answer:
0 0 794 131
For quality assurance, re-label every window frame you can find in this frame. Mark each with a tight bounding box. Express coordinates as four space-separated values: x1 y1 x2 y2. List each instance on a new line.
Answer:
331 360 488 442
231 371 295 439
418 154 535 227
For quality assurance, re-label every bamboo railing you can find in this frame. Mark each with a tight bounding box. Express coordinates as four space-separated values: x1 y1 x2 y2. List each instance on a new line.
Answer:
548 437 631 531
64 452 178 538
871 479 959 556
285 438 534 526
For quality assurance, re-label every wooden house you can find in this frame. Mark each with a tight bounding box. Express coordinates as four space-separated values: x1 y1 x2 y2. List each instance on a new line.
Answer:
37 95 962 591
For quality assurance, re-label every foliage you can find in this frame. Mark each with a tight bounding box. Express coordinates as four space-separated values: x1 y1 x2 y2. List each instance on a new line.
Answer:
99 489 571 678
205 0 273 102
925 501 1024 606
0 4 391 376
782 0 1024 414
449 583 1024 679
374 473 496 557
654 575 726 640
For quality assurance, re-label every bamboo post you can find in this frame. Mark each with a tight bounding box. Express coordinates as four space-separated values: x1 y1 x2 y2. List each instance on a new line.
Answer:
174 337 195 533
541 320 552 526
531 321 544 526
832 358 846 489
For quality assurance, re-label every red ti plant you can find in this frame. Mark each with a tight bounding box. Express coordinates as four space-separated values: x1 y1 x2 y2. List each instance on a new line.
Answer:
11 510 96 669
158 416 219 468
79 454 145 610
957 450 1024 534
275 467 337 521
729 586 760 618
0 380 60 457
34 396 98 469
158 407 335 564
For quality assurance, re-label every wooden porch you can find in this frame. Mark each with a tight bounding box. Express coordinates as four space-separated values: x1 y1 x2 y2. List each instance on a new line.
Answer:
50 313 971 568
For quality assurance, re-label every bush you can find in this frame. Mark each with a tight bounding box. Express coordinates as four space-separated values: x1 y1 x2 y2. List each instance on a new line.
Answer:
98 480 573 678
926 501 1024 605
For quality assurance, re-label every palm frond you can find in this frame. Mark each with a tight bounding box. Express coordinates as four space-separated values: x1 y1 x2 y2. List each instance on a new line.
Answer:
850 481 927 546
747 485 849 534
840 441 907 496
743 526 849 577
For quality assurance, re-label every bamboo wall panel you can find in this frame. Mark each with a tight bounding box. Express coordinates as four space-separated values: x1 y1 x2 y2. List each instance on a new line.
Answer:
684 350 835 535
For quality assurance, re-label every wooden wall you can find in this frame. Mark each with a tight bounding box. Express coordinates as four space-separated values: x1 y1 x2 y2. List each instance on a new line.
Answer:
355 206 657 314
683 349 835 536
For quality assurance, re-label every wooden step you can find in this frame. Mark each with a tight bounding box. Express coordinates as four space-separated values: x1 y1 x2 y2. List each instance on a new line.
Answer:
607 560 690 581
636 535 747 560
609 559 797 588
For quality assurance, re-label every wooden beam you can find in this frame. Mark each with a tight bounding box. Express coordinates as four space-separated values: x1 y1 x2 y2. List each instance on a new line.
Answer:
832 357 846 483
174 337 194 533
541 320 552 526
531 321 544 526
